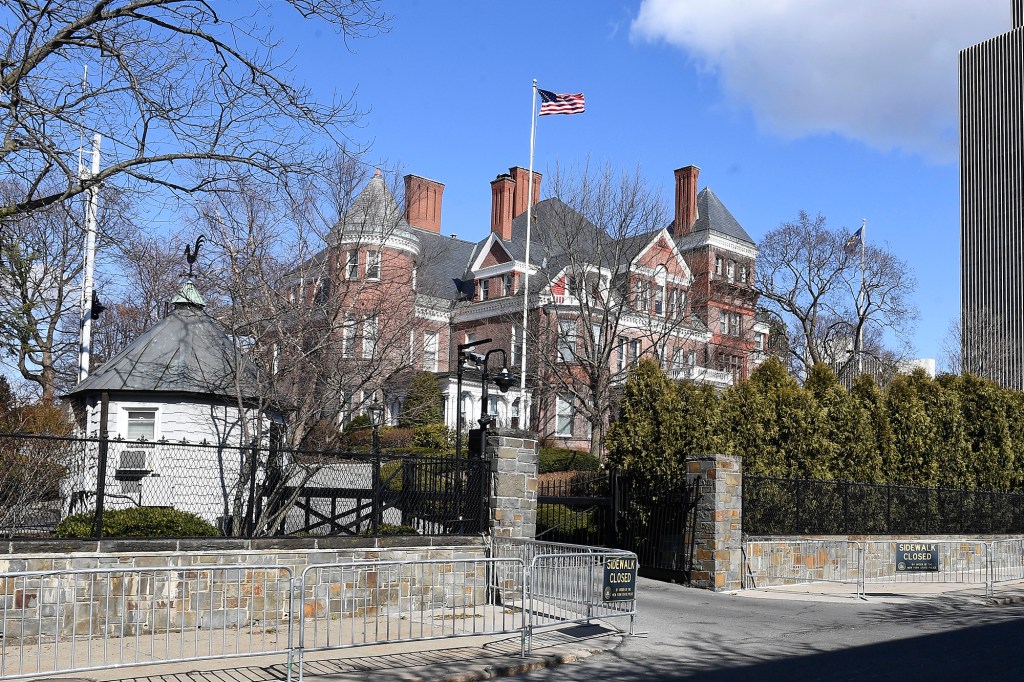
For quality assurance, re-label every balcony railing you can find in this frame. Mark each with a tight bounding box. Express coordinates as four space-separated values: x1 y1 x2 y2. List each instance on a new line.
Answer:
668 364 735 387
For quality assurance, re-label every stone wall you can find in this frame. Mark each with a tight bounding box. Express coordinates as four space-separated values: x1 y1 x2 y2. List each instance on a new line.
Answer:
687 454 743 591
0 536 487 641
743 535 1017 588
485 429 539 540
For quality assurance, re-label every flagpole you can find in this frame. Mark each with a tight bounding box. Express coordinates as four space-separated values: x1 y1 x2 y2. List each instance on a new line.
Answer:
519 81 538 406
857 218 866 376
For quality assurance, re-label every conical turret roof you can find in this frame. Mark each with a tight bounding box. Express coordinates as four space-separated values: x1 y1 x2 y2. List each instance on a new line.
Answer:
65 281 263 401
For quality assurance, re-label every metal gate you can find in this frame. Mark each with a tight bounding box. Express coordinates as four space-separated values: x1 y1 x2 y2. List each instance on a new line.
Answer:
537 470 702 583
615 471 702 582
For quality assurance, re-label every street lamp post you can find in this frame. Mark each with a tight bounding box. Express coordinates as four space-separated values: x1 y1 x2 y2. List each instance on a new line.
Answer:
454 338 490 533
477 348 517 459
367 397 385 536
455 338 491 464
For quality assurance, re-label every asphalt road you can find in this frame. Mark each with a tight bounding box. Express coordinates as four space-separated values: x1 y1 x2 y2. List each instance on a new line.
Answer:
514 578 1024 681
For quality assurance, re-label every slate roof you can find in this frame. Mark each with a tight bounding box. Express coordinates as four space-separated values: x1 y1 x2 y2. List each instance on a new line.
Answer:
690 187 755 245
327 173 418 245
65 282 263 401
412 227 477 300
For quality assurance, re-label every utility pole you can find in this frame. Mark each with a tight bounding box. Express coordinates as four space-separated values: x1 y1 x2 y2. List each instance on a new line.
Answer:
79 133 101 383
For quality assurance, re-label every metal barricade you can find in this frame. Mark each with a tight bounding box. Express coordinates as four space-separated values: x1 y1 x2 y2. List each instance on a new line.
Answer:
0 564 294 680
743 539 864 597
295 557 526 680
989 538 1024 596
526 549 638 653
860 540 989 593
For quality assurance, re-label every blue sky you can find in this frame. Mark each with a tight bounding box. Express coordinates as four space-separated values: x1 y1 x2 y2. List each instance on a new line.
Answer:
267 0 1011 367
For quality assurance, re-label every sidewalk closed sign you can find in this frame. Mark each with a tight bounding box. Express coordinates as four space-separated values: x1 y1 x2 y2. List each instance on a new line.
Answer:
603 556 637 601
896 542 939 572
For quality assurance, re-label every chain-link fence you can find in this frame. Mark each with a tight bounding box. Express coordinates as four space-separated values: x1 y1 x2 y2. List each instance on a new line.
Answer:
0 432 488 539
744 475 1024 535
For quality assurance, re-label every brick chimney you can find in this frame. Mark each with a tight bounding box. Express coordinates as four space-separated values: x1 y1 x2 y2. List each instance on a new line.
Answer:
490 173 516 240
509 166 542 218
404 174 444 233
673 165 700 239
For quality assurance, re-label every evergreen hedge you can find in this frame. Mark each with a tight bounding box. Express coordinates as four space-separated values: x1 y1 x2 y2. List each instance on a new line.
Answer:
607 357 1024 492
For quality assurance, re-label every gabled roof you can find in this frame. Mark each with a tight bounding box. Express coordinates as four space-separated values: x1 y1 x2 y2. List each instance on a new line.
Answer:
691 187 755 245
65 282 263 401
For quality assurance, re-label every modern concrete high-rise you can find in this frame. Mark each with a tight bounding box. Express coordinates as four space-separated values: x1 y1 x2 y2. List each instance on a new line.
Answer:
960 0 1024 388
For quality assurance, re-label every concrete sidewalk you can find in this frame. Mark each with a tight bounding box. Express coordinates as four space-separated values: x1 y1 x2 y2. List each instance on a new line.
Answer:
33 620 626 682
729 578 1024 605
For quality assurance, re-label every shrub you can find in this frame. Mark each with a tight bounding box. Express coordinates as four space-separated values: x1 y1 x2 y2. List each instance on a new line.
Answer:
359 523 418 536
539 447 601 474
400 372 444 428
536 504 599 543
380 427 415 449
413 423 455 450
55 507 221 538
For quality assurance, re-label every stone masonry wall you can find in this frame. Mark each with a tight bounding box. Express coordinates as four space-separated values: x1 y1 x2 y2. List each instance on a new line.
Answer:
485 428 539 540
687 454 743 591
744 535 1012 588
0 537 487 641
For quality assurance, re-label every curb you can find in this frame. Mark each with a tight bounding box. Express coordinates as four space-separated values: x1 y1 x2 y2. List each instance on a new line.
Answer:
433 646 606 682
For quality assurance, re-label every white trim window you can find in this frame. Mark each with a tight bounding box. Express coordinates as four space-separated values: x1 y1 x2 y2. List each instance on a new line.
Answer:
503 273 514 296
715 256 723 276
346 249 359 279
342 317 356 357
481 278 489 300
726 260 735 283
423 331 439 371
555 396 574 438
558 320 576 362
511 324 522 366
125 409 157 440
366 250 381 280
363 315 378 359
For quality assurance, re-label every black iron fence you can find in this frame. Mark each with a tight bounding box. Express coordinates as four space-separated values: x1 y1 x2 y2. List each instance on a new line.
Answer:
744 475 1024 535
536 471 614 545
537 469 703 581
0 432 488 539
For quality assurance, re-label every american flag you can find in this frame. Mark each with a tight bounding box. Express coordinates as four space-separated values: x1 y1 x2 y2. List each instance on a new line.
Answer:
538 89 585 116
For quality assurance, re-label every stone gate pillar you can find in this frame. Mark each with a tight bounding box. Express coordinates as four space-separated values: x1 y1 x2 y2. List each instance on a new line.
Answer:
686 453 743 591
484 428 539 539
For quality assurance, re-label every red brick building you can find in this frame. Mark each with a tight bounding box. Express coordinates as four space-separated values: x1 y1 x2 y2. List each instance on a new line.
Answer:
312 163 765 452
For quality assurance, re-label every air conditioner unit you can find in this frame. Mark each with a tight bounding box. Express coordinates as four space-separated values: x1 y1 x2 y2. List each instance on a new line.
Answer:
114 449 152 480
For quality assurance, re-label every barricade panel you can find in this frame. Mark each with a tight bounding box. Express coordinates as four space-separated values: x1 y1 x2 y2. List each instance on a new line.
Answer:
0 564 294 679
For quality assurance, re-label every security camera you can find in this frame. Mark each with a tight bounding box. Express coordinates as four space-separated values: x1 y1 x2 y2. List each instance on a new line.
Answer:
462 351 486 364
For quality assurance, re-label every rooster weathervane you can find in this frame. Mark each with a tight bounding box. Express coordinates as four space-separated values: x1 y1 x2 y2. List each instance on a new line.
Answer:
184 235 206 277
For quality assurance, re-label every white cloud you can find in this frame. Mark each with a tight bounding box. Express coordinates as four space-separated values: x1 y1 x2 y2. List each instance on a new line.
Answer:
631 0 1009 160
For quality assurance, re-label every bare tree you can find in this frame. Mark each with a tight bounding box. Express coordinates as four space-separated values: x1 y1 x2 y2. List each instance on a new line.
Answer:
0 1 387 222
517 162 707 458
756 211 917 380
942 308 1014 376
193 165 436 536
0 178 137 402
